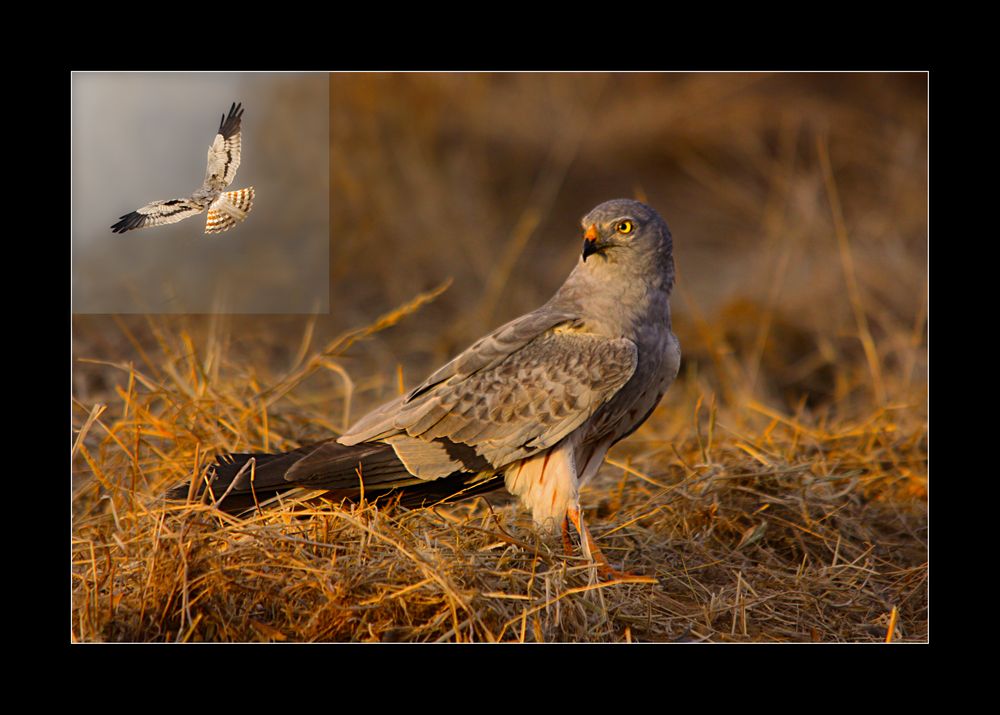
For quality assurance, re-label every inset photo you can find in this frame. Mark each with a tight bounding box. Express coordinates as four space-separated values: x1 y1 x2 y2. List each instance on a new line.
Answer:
72 72 329 313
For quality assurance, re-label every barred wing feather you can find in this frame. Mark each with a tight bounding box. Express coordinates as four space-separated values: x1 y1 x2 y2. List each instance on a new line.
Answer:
110 198 204 234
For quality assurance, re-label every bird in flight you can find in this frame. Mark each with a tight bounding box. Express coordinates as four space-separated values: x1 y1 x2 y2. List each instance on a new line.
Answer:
171 199 680 578
111 102 254 235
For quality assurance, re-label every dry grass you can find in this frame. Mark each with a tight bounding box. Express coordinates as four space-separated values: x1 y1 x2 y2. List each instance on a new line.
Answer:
71 73 926 642
70 302 926 643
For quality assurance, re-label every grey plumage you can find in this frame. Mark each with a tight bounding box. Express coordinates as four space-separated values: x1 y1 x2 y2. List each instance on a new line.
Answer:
174 199 681 566
341 331 638 470
111 102 254 235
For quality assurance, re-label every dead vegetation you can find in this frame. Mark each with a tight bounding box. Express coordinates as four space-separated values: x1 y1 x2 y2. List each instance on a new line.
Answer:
71 72 926 642
70 299 926 643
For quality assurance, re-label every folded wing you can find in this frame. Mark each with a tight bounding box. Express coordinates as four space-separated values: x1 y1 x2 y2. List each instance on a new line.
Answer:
337 312 638 481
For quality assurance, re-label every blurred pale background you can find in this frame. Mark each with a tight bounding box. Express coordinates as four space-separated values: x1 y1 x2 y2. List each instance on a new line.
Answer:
72 72 329 313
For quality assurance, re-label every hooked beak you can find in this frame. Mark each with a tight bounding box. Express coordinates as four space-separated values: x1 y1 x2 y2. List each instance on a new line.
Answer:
581 224 600 261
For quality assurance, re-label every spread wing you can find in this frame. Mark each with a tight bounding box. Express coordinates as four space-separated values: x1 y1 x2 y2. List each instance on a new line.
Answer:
110 198 205 233
203 102 243 190
337 309 637 480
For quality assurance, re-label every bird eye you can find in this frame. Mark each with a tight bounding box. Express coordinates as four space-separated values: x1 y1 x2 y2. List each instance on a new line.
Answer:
616 220 634 235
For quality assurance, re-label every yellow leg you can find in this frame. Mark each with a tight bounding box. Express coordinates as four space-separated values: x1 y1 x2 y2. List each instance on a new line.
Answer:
561 515 575 557
566 505 646 581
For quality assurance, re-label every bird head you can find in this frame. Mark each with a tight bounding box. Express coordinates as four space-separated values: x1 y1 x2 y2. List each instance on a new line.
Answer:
578 199 674 287
580 199 671 260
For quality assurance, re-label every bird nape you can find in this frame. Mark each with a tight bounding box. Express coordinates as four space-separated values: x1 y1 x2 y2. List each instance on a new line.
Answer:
169 198 681 580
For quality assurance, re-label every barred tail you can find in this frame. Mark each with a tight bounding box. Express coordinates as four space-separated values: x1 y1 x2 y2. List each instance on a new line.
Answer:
205 186 254 234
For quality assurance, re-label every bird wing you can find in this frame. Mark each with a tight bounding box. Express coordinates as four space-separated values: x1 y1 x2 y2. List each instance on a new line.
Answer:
110 198 205 233
203 102 243 190
339 306 578 443
337 309 637 480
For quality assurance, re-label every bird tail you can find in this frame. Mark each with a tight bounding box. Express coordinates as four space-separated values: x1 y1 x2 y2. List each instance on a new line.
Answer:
205 187 254 234
166 438 503 515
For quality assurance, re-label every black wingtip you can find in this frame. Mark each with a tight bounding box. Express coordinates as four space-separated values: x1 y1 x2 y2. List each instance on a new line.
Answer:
110 211 145 234
218 101 244 138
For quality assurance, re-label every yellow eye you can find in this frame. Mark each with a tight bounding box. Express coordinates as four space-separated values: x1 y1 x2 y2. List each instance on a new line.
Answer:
616 220 634 235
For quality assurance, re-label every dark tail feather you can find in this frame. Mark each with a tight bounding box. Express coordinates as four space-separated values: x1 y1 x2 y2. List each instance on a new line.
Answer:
166 439 503 514
165 444 318 513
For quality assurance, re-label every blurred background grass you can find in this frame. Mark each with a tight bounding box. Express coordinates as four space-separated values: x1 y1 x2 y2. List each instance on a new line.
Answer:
324 72 926 412
71 72 927 642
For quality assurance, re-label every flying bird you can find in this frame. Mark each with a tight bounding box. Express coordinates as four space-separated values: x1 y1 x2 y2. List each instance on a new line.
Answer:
111 102 254 235
171 199 680 577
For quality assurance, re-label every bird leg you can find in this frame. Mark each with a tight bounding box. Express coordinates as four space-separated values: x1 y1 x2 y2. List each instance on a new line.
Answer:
566 505 647 581
561 515 575 557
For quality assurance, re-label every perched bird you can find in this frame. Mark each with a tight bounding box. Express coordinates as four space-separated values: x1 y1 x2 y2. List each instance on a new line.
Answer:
111 102 254 235
172 199 680 576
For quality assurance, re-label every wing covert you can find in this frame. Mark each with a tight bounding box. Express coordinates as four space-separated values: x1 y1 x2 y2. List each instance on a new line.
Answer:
341 306 577 443
402 332 637 466
341 329 638 475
